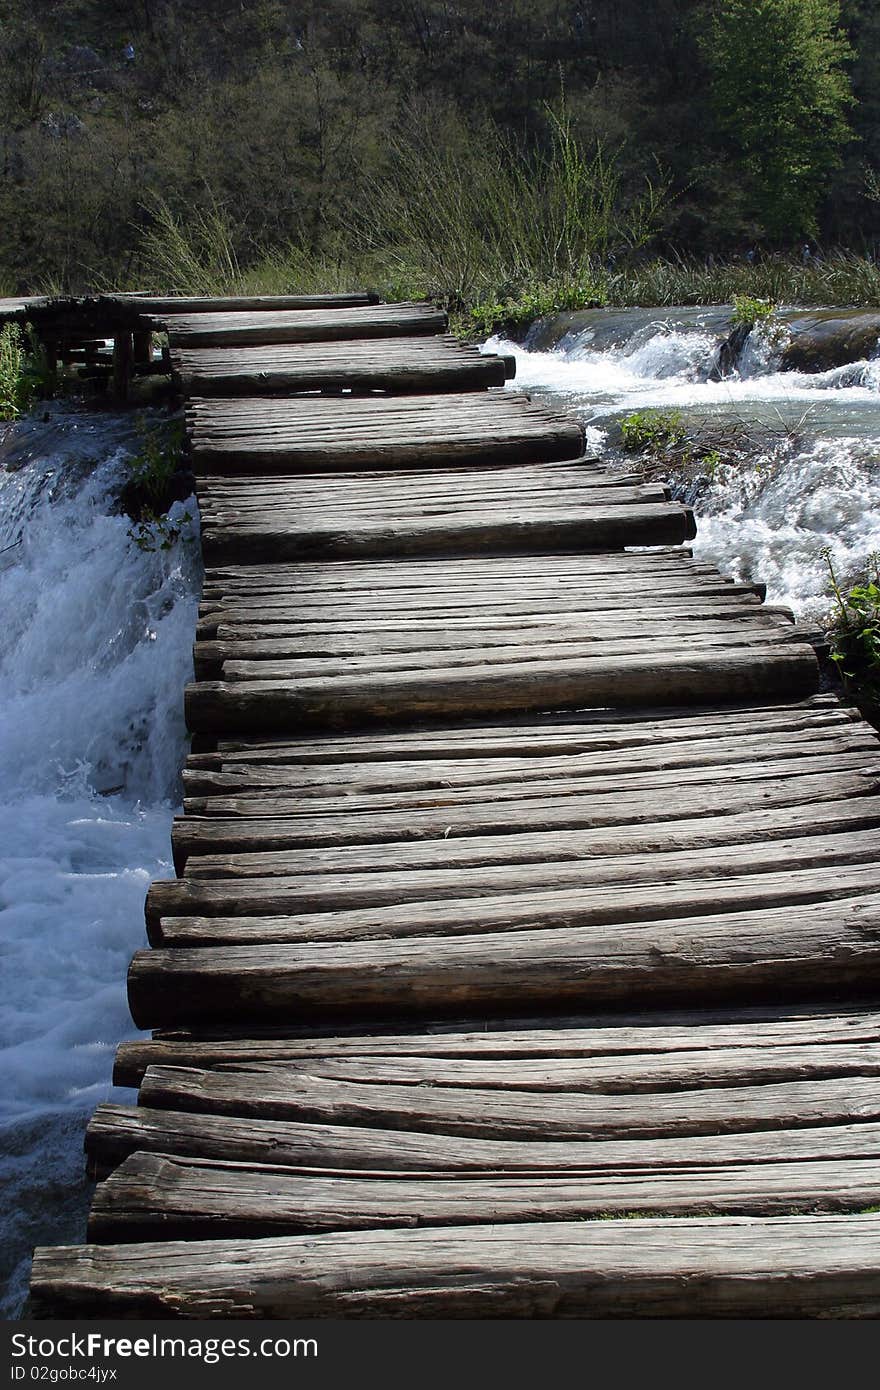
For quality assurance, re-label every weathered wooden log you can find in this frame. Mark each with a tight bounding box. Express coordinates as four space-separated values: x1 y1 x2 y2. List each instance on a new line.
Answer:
112 1005 880 1087
154 866 880 947
30 1214 880 1318
183 646 819 734
173 337 513 394
123 291 379 315
87 1151 880 1243
179 747 868 822
200 504 697 563
83 1103 880 1179
164 302 446 346
170 771 880 868
144 826 880 934
194 626 825 679
138 1036 880 1095
181 724 864 796
197 577 758 616
200 694 850 760
127 894 880 1028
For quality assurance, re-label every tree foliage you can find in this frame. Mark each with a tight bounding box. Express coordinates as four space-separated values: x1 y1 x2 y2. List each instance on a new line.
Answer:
0 0 877 291
704 0 854 240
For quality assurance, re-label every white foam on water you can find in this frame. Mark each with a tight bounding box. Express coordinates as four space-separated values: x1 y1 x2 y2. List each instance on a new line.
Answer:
0 409 199 1314
486 320 880 618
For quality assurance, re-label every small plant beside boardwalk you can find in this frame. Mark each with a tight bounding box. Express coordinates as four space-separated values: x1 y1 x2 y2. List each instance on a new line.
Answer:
119 416 194 552
0 322 51 420
823 548 880 715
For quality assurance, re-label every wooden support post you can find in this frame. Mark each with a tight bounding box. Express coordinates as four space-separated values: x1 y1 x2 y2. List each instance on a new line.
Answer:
132 331 153 368
112 331 133 402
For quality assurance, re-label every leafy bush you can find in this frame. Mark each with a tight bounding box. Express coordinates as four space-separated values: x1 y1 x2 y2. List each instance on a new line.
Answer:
121 417 192 552
620 410 688 455
0 321 51 419
823 549 880 706
731 294 777 327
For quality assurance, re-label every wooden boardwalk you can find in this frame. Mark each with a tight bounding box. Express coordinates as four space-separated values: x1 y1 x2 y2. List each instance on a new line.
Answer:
29 294 880 1319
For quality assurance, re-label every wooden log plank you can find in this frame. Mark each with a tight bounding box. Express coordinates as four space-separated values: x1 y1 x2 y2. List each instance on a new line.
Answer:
126 894 880 1027
202 696 851 762
30 1214 880 1318
180 749 869 820
125 292 379 314
164 302 447 346
199 482 670 518
112 1006 880 1087
197 484 672 520
202 546 699 576
198 578 760 614
199 602 781 642
196 628 826 678
83 1103 880 1179
87 1152 880 1242
140 1065 880 1140
151 868 880 948
173 339 511 394
195 626 824 678
183 646 820 734
138 1039 880 1095
181 726 863 795
170 771 880 866
176 797 880 887
214 629 827 682
145 827 880 931
200 505 697 563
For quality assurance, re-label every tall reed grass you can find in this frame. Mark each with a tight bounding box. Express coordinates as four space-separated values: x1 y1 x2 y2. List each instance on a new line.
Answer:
129 114 880 332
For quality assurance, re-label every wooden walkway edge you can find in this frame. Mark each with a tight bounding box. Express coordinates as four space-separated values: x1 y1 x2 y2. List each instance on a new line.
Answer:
27 293 880 1319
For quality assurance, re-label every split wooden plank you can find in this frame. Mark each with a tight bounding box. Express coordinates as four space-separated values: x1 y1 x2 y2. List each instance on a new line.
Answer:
164 302 446 346
198 574 753 612
138 1040 880 1095
30 1214 880 1318
201 695 853 762
126 893 880 1027
173 797 880 893
140 1064 880 1140
199 504 697 563
149 867 880 948
172 336 515 394
196 630 827 679
170 772 880 867
183 646 820 734
145 827 880 930
87 1151 880 1242
84 1103 880 1179
201 550 707 585
213 628 827 681
195 627 825 678
180 748 866 820
112 1006 880 1087
121 291 379 315
182 725 865 795
186 391 586 471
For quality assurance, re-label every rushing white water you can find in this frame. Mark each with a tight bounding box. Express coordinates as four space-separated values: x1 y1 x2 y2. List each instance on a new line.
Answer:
0 407 199 1314
490 308 880 620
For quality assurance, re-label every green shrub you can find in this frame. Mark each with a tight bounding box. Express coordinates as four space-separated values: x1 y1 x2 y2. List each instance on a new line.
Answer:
823 549 880 706
0 321 51 419
121 417 192 552
620 409 687 454
731 293 777 328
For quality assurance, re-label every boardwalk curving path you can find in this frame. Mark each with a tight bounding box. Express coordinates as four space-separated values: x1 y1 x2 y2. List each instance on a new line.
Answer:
29 293 880 1318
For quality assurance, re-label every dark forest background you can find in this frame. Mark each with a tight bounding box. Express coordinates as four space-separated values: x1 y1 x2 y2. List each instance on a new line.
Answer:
1 1 878 300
